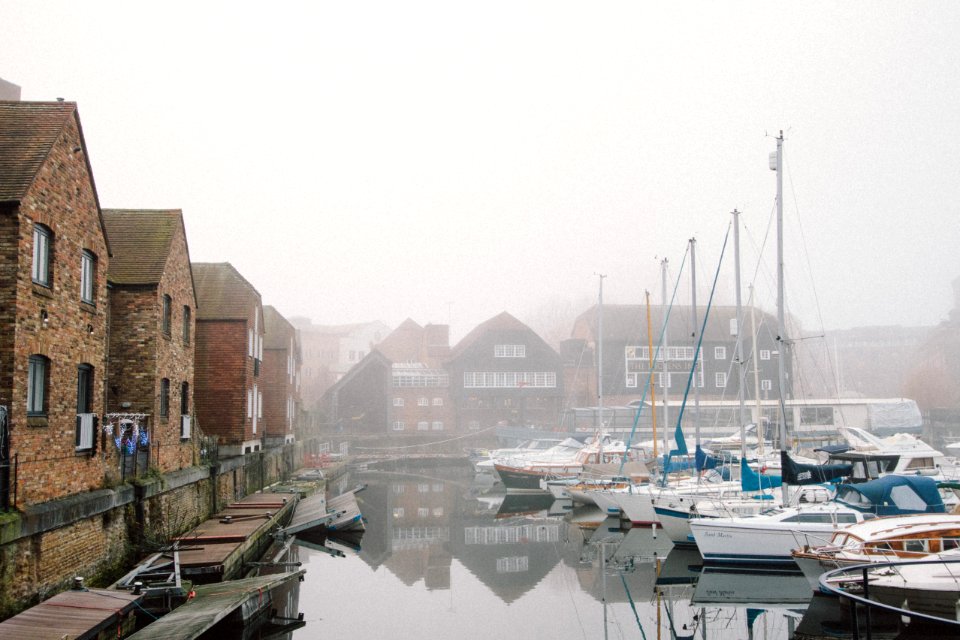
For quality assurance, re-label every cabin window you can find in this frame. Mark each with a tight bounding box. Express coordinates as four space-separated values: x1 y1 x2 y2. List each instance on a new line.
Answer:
904 539 927 554
905 457 934 470
943 538 960 551
32 224 53 287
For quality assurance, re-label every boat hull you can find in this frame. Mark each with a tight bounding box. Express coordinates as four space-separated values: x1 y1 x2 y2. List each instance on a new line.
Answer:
691 520 841 566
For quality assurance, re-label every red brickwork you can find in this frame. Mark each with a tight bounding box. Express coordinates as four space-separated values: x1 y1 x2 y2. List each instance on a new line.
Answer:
262 307 300 445
195 320 250 446
1 109 110 506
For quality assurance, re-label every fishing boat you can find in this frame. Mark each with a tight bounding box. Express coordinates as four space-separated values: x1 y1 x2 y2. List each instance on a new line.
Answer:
791 513 960 591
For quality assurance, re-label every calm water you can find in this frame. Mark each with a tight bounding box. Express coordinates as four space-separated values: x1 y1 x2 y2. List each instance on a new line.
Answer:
284 463 855 640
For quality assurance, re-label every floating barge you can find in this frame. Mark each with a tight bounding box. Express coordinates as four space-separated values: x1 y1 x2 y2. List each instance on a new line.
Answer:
0 582 143 640
126 570 305 640
172 491 298 584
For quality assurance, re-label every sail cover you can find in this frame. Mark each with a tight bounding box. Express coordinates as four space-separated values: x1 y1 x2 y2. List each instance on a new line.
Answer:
740 457 782 491
780 450 852 485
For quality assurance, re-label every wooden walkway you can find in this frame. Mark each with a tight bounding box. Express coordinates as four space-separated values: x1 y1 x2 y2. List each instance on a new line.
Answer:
0 587 142 639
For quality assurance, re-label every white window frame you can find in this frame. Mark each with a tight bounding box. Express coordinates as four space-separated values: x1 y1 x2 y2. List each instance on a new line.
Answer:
761 379 773 391
81 250 95 304
393 397 404 407
392 421 405 431
715 372 727 388
760 349 771 361
417 421 429 431
495 344 526 358
32 224 51 287
714 346 726 360
418 397 429 407
432 397 443 406
431 421 443 430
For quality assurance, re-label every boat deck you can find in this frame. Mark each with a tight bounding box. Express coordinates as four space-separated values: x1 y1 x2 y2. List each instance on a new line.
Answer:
0 587 142 640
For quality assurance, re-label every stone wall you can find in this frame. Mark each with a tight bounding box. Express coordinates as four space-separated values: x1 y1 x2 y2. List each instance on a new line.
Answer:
0 438 312 621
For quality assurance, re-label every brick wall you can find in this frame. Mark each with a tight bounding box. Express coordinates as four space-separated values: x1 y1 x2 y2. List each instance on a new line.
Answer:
195 320 250 446
7 113 110 506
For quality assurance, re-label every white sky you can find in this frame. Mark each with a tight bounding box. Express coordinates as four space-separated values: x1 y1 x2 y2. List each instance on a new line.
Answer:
3 1 959 342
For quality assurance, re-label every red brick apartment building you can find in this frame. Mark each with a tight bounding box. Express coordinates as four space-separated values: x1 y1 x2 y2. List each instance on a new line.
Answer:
192 262 264 456
102 209 197 472
262 305 301 446
0 101 111 507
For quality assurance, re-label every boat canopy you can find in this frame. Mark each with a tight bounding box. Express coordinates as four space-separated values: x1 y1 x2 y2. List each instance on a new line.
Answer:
835 475 946 516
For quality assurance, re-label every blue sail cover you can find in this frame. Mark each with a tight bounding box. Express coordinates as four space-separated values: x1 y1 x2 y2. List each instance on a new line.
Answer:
780 450 852 485
835 475 946 515
695 445 721 471
740 457 783 491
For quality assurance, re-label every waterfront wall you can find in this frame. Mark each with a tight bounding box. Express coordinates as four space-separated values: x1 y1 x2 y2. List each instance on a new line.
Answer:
0 438 308 620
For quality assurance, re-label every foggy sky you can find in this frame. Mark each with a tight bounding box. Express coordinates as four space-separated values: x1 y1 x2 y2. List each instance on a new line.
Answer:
3 1 958 343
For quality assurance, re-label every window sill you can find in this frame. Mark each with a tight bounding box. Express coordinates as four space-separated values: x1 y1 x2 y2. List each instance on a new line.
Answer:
80 301 97 314
32 284 54 299
27 415 48 427
161 332 171 341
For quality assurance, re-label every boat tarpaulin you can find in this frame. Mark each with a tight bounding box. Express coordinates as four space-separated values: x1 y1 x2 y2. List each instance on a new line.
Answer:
780 450 852 485
836 475 946 515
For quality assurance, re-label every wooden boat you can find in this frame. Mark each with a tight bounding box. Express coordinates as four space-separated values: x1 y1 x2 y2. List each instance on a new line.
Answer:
792 513 960 591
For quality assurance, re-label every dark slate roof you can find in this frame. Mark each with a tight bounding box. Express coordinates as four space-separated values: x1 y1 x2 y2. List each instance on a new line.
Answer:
572 304 776 343
102 209 183 285
0 101 77 201
192 262 261 320
263 305 295 349
449 311 551 360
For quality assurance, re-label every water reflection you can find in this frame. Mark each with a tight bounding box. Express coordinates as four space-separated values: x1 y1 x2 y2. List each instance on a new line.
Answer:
291 464 843 640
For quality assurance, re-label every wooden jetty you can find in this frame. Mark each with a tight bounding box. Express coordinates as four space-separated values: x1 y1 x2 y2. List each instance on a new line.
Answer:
0 583 142 640
126 570 305 640
173 491 297 584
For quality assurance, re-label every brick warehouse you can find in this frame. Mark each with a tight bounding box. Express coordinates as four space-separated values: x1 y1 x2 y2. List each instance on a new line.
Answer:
0 101 111 507
193 262 266 456
102 209 198 473
262 305 302 447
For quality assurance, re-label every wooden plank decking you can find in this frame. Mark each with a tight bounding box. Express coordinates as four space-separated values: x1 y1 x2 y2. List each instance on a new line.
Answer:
127 571 304 640
0 587 142 640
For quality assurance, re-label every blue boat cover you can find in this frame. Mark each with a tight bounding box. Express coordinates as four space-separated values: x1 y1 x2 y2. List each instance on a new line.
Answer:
835 474 946 515
780 450 852 485
740 457 783 492
695 445 721 471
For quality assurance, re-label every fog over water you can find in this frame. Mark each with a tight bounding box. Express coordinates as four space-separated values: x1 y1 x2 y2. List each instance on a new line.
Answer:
3 2 959 341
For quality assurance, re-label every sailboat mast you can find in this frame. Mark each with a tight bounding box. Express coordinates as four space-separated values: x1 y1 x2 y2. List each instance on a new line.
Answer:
660 259 670 460
597 274 605 431
689 238 700 447
773 131 788 451
749 285 764 456
733 209 747 459
647 290 658 458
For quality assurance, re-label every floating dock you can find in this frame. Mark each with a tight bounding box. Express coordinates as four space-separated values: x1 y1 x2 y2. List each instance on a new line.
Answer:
0 585 142 640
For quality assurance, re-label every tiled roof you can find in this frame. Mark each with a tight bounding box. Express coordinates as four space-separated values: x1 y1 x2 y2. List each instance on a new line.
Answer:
102 209 181 285
192 262 261 320
0 101 77 201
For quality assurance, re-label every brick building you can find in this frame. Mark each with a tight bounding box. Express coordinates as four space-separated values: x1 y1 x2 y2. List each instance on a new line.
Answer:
102 209 197 472
566 304 787 408
262 305 301 447
0 101 111 507
322 320 454 434
193 262 264 456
